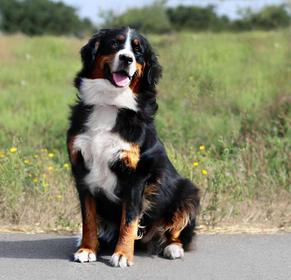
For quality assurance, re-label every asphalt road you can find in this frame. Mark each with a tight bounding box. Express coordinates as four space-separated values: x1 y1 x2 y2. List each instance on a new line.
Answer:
0 233 290 280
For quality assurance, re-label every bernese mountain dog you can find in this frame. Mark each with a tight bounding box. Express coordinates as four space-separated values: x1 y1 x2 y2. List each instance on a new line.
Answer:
67 27 200 268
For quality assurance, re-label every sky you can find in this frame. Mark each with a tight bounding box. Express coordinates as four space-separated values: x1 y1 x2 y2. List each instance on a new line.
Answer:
58 0 288 24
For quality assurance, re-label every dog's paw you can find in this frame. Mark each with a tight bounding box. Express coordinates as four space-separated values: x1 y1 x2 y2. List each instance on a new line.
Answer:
110 252 134 268
163 243 184 260
74 248 97 263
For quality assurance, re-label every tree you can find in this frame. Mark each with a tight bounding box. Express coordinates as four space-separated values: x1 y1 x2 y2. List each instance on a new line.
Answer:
232 5 290 31
166 5 230 32
0 0 93 36
102 1 171 34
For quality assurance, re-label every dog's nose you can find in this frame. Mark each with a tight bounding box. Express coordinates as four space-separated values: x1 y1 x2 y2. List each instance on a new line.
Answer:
119 54 133 65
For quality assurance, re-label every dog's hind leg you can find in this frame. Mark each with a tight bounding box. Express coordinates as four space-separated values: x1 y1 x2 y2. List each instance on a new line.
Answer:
163 216 197 259
162 210 189 259
163 179 199 259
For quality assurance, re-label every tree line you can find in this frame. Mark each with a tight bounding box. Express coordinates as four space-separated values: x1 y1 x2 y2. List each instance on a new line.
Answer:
0 0 290 36
104 3 291 33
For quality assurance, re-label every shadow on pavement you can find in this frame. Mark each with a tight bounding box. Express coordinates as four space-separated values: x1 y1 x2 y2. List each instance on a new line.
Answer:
0 237 76 260
0 236 151 263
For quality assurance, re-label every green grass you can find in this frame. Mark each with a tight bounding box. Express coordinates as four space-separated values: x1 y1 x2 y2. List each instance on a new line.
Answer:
0 31 290 231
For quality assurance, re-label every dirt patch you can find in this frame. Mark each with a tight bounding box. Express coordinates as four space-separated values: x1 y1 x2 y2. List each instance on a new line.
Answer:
0 35 21 61
197 224 291 234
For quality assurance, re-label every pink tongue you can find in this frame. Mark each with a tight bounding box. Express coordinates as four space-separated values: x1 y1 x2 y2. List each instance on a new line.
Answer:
112 72 130 87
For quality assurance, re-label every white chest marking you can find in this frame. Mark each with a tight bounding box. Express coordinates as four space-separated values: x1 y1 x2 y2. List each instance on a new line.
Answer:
73 78 137 201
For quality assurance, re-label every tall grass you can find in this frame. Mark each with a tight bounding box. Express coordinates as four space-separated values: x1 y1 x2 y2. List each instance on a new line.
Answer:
0 31 290 231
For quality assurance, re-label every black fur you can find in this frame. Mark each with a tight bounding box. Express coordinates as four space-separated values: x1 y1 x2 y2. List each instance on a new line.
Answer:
67 27 200 255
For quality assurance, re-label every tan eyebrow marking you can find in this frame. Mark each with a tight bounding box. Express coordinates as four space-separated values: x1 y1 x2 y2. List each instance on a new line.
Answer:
133 39 140 46
116 34 125 42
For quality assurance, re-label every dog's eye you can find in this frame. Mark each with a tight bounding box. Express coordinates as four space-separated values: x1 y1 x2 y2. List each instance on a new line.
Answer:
111 40 119 48
133 46 141 53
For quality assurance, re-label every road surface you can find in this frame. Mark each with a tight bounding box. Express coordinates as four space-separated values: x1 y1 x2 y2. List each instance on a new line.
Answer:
0 233 290 280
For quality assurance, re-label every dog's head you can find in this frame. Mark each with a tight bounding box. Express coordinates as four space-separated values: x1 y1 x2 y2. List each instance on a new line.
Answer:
77 27 162 92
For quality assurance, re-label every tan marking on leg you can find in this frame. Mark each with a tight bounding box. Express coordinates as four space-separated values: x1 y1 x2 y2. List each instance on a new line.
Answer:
74 195 99 262
143 208 192 247
162 210 190 259
121 144 140 170
78 195 99 250
167 209 191 244
112 204 138 266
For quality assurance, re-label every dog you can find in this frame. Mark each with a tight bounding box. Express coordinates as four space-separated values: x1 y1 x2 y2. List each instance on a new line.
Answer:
67 27 200 268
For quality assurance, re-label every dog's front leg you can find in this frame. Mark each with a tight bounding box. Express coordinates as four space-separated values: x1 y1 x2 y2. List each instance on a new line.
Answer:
110 147 148 268
110 202 139 268
74 193 99 262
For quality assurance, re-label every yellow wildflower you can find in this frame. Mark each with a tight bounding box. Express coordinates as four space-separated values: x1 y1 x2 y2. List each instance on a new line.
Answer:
199 145 205 151
193 161 199 167
34 154 39 158
33 178 38 183
9 147 17 153
63 163 70 169
24 159 30 164
202 169 208 175
48 153 54 158
48 166 54 171
56 195 63 200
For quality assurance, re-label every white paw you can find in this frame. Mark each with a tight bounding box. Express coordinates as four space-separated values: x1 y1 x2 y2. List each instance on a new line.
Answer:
110 253 133 268
163 244 184 259
74 248 97 263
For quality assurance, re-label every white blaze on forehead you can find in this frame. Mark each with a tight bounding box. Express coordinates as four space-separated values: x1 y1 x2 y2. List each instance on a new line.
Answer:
124 28 132 51
111 27 136 78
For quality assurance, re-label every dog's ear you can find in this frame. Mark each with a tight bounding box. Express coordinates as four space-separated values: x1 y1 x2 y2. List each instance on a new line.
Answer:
143 44 162 90
80 29 108 67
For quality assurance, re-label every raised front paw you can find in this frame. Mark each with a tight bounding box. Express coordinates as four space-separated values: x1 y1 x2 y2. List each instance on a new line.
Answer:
110 252 134 268
74 248 97 263
163 243 184 259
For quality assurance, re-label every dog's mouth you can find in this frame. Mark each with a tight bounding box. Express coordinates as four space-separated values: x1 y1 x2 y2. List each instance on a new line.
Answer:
112 70 132 87
104 64 132 88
